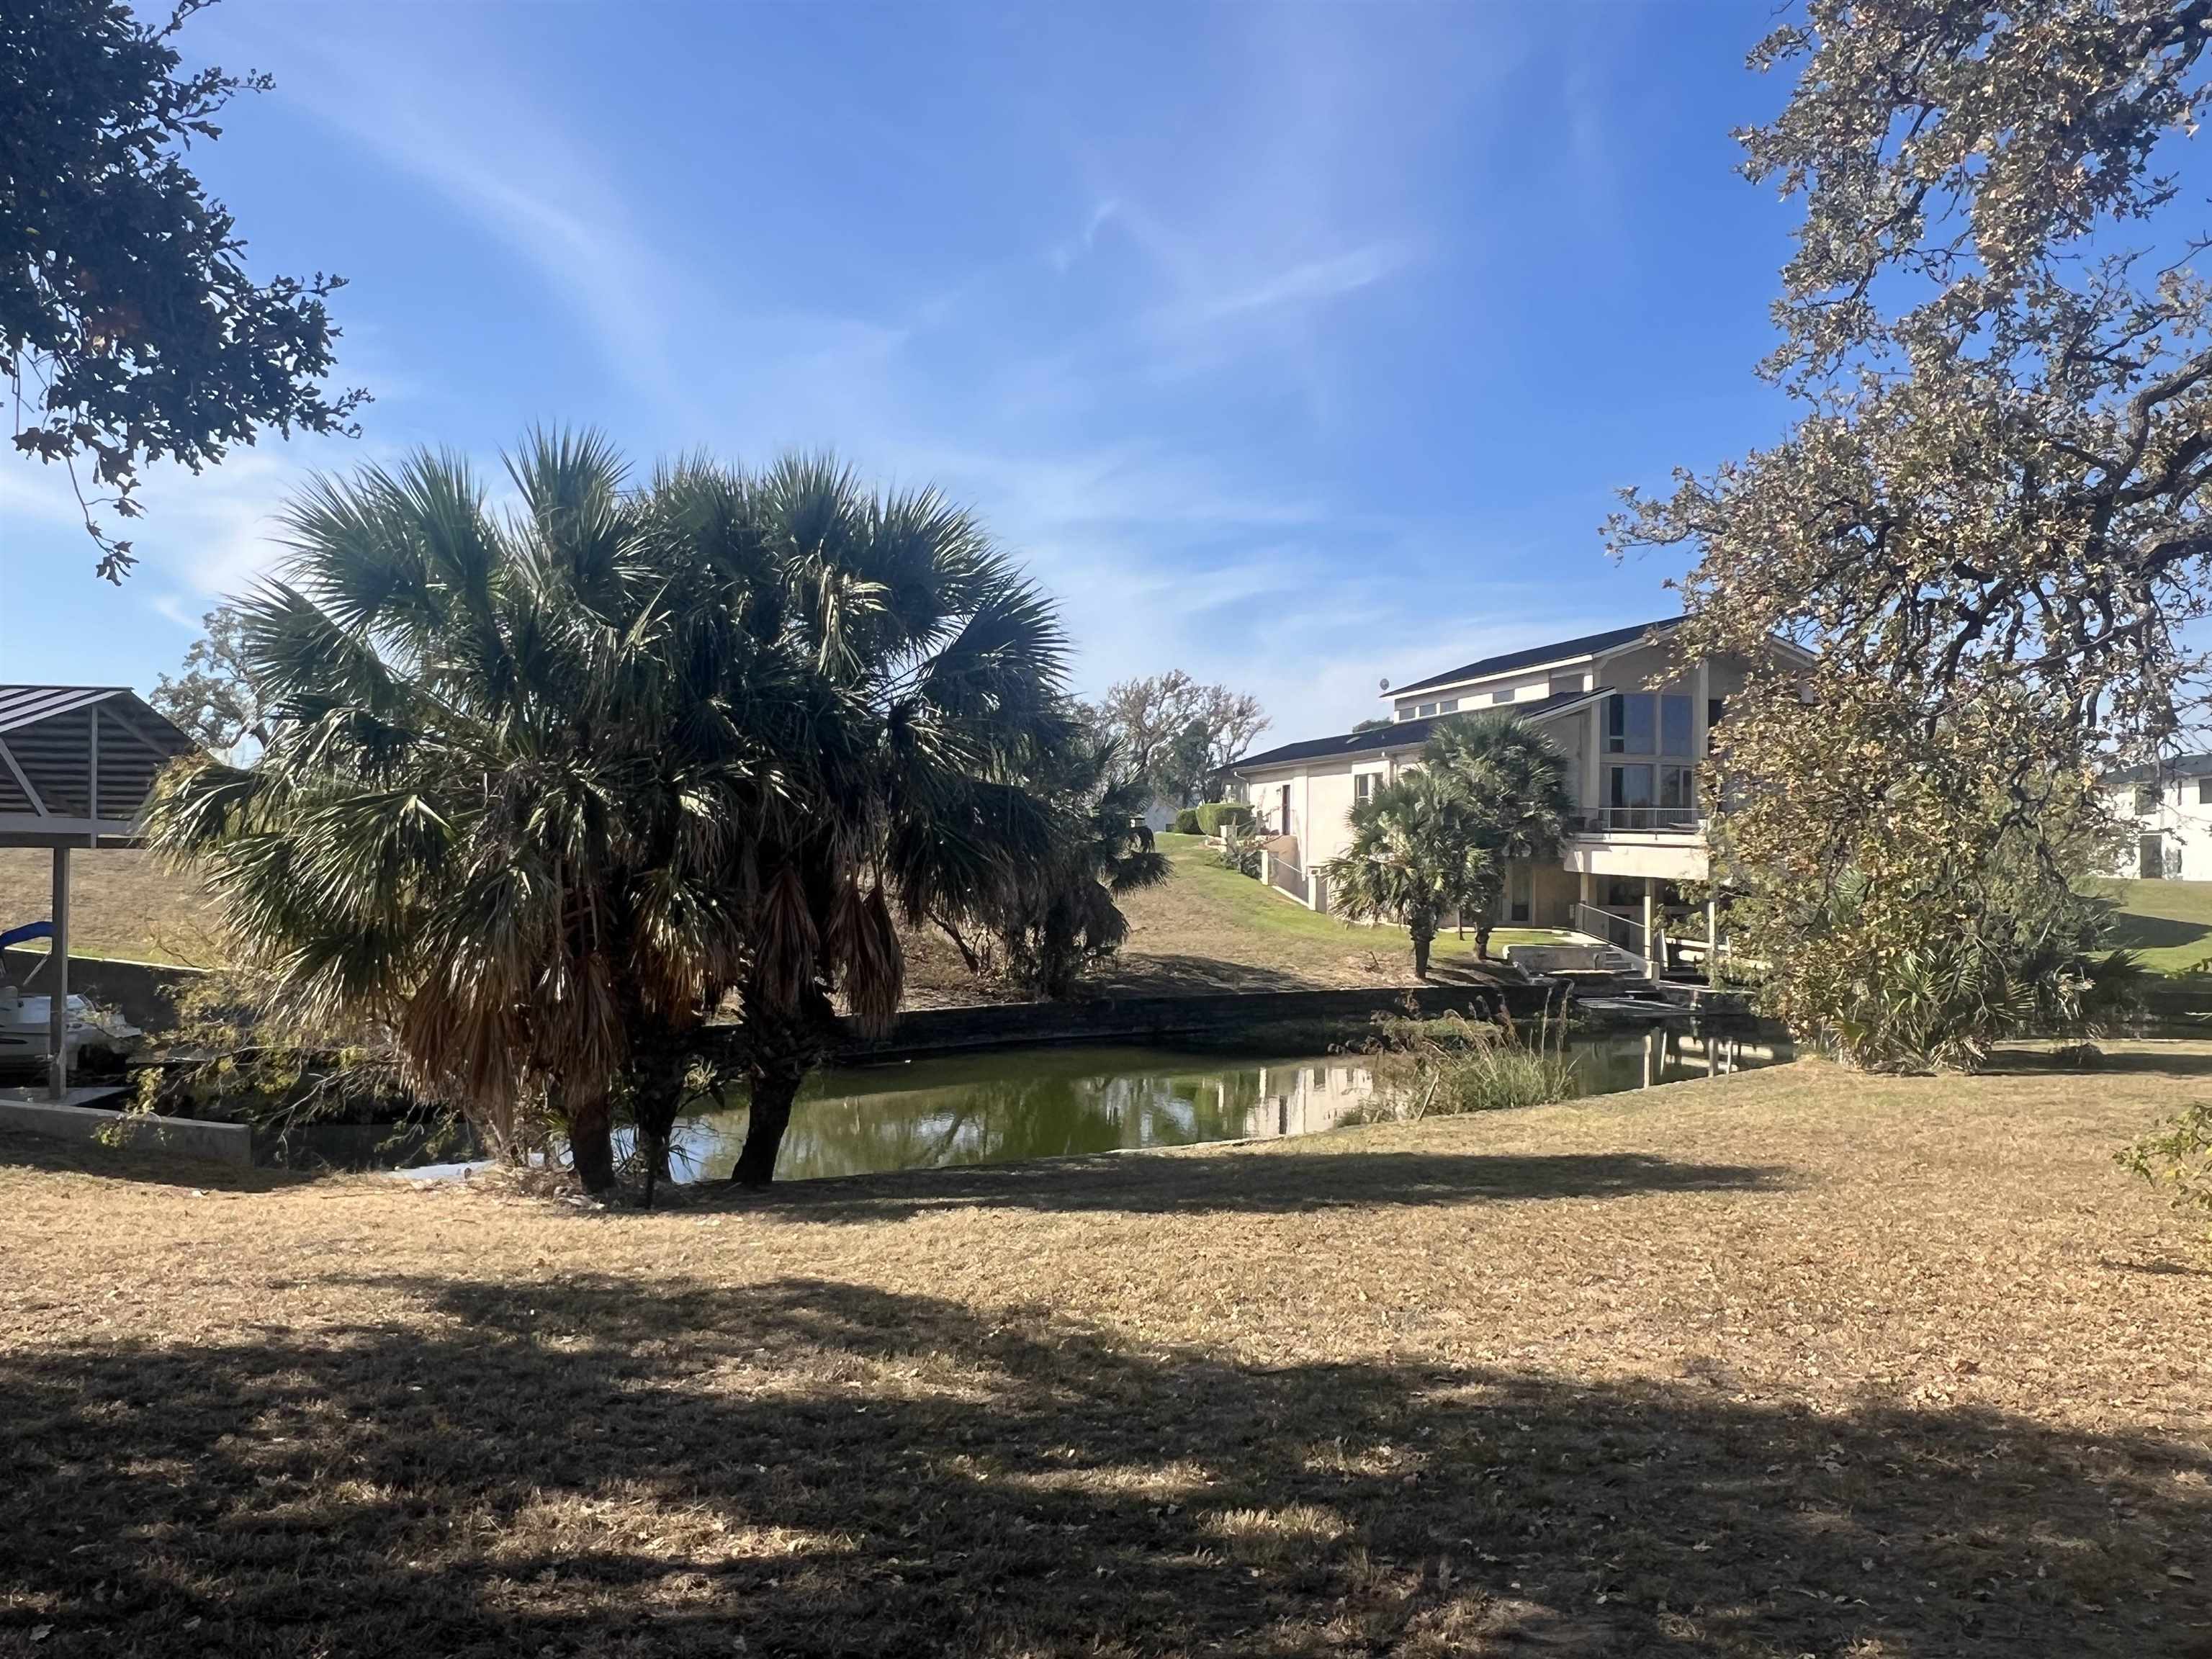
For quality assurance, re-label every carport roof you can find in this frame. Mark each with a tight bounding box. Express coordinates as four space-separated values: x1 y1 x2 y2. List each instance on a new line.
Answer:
0 686 197 847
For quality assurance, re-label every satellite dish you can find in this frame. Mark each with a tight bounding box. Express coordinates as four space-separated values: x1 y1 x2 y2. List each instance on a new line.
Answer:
1378 678 1390 692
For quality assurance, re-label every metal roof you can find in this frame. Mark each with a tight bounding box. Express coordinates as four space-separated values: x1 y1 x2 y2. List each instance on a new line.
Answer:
0 686 197 845
1235 688 1609 775
0 685 135 734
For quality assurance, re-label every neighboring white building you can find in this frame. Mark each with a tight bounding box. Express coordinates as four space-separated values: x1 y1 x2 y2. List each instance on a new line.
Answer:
1228 616 1809 932
2105 755 2212 880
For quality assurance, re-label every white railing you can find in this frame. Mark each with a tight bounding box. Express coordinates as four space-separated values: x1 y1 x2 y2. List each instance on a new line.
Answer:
1571 807 1703 835
1573 903 1651 977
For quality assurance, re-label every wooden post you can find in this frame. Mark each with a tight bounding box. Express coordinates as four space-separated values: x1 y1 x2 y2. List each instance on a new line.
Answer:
1706 894 1719 985
48 844 69 1101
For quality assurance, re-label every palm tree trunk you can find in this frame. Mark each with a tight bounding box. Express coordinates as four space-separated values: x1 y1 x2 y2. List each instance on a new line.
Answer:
1474 920 1493 961
568 1090 617 1195
627 1023 691 1210
1412 925 1434 981
732 1062 803 1188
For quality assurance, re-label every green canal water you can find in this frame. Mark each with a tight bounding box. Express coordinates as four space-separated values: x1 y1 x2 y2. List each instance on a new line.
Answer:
664 1025 1791 1184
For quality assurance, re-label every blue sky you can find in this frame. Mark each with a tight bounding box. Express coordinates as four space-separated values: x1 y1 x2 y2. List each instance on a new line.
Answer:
2 1 1797 741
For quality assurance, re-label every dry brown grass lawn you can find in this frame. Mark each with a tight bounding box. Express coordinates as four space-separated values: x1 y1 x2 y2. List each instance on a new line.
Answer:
0 848 220 966
5 1046 2211 1655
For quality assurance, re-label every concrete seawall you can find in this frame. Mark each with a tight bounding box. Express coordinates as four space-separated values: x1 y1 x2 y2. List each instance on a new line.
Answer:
0 1095 253 1166
712 980 1555 1066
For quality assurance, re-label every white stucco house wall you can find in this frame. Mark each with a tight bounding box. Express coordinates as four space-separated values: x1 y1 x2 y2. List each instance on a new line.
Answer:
2104 754 2212 880
1227 616 1810 938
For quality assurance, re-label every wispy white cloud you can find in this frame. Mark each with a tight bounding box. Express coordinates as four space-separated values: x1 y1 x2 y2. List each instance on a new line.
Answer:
1046 199 1123 274
215 6 691 418
132 0 1636 747
1192 241 1415 323
148 591 204 632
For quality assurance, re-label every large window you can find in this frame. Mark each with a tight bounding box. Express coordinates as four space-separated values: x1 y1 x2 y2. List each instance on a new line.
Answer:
1490 688 1512 704
1604 693 1694 757
1604 761 1698 827
1606 695 1653 755
2137 782 2163 813
1353 773 1377 805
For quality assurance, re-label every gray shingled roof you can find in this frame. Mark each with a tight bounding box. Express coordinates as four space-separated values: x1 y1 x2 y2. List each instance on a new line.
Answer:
1388 618 1681 698
1234 688 1606 774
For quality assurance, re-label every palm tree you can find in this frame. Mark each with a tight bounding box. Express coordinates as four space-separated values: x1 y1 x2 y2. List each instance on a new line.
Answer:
1320 769 1478 979
639 454 1071 1187
148 438 1076 1195
1422 714 1574 959
952 729 1172 999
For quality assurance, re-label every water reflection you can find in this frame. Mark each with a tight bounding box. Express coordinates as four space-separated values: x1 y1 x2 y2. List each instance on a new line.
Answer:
669 1025 1791 1185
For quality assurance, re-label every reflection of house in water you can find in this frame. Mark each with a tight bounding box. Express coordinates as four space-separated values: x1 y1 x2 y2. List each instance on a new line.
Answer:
1245 1061 1376 1139
1577 1026 1786 1092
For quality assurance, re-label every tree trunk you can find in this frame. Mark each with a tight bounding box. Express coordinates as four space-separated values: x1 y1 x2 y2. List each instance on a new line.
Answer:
732 1064 803 1188
1411 926 1434 981
568 1092 617 1195
627 1024 691 1211
1474 920 1493 961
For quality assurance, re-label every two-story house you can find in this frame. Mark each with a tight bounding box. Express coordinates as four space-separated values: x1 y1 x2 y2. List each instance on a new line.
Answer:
1228 616 1809 938
2103 754 2212 880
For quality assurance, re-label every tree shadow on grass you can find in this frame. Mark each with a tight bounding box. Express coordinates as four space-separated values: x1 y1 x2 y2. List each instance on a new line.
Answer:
705 1148 1788 1226
1 1272 2202 1658
2104 911 2212 956
0 1127 315 1195
1090 952 1346 995
1988 1047 2212 1080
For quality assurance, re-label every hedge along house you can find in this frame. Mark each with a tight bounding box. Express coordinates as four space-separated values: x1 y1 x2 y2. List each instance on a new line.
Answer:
1227 618 1812 958
0 686 197 1098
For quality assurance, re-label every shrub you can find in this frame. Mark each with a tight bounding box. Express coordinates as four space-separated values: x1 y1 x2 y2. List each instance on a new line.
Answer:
1214 823 1264 877
2117 1102 2212 1236
1352 1004 1577 1119
1172 807 1202 835
1196 801 1252 836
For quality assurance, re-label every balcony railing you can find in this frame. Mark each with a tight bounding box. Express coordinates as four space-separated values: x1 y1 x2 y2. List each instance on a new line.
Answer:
1571 806 1704 835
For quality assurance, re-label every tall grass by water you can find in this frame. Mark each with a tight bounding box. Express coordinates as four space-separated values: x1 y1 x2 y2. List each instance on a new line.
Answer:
1353 1004 1578 1120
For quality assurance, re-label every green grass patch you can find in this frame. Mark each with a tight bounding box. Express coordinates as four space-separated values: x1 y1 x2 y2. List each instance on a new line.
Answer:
2095 878 2212 977
1151 834 1572 968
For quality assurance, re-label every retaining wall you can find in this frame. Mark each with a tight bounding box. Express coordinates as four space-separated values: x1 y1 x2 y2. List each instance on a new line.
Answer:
0 1096 252 1166
696 979 1554 1066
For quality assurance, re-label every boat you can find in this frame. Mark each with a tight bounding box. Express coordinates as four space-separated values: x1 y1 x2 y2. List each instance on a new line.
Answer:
0 921 143 1075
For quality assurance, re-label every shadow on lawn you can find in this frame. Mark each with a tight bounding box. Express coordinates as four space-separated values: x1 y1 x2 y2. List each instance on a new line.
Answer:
716 1148 1786 1225
2105 910 2212 956
0 1128 314 1195
3 1273 2204 1658
1090 951 1344 994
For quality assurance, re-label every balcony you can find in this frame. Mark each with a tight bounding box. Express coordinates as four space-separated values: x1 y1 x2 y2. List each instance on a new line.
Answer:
1570 806 1704 836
